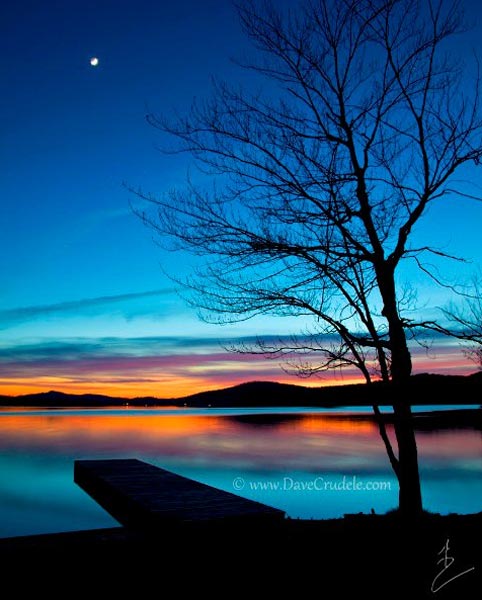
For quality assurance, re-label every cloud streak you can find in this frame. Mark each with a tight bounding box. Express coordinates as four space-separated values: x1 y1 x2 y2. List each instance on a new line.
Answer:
0 288 176 328
0 332 475 398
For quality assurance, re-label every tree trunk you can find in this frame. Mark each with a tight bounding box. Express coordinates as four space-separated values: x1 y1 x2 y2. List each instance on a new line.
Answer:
377 265 423 518
392 400 423 518
379 272 412 383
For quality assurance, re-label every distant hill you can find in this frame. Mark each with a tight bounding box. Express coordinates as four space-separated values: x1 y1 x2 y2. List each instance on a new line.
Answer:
0 390 172 408
0 372 481 408
179 373 482 407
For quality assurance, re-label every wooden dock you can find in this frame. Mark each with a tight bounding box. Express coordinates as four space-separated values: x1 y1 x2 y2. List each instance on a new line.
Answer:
74 458 285 529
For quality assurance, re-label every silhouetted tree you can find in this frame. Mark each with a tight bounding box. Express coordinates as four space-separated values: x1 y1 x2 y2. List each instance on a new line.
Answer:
446 277 482 368
134 0 482 517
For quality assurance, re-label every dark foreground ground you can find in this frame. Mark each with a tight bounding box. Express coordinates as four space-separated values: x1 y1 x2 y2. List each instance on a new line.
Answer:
0 512 480 597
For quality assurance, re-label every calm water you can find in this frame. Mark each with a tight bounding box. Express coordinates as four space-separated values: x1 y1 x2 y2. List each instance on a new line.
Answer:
0 406 480 538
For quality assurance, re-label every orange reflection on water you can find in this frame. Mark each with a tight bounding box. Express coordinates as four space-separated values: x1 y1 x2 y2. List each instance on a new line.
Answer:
0 410 390 470
0 410 479 472
298 415 377 435
0 412 224 446
0 412 379 443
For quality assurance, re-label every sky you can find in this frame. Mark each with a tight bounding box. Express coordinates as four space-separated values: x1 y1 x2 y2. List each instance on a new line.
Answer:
1 0 481 398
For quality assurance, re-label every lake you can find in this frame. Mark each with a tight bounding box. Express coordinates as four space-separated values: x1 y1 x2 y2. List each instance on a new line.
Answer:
0 406 480 538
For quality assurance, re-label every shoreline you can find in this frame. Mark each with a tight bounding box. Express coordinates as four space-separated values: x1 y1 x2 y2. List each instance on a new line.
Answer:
2 372 481 408
1 512 480 593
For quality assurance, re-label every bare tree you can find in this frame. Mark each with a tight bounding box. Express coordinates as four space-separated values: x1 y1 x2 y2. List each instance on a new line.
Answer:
134 0 482 517
445 277 482 367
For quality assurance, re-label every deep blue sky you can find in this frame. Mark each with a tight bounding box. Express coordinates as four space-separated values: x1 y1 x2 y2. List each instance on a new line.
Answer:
1 0 481 397
1 0 244 306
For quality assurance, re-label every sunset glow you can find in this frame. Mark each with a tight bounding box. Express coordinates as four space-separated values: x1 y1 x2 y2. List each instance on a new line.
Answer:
1 0 481 401
0 337 476 398
0 341 476 398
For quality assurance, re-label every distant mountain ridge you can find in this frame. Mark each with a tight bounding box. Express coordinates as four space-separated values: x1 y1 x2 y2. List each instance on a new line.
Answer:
0 372 481 407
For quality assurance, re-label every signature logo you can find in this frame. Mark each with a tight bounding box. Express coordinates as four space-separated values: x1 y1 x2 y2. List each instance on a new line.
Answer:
431 538 475 593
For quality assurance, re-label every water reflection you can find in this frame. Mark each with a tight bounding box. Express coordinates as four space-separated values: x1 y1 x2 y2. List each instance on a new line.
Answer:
0 408 480 538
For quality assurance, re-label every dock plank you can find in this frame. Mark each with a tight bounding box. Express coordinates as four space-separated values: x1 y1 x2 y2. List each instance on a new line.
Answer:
74 459 285 529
